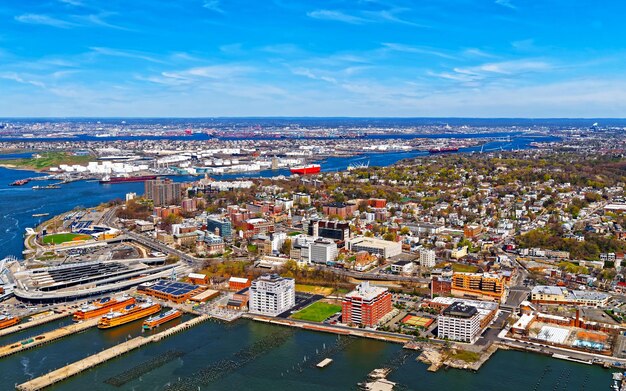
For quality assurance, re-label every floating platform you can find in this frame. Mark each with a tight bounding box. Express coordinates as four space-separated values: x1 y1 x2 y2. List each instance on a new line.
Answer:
317 358 333 368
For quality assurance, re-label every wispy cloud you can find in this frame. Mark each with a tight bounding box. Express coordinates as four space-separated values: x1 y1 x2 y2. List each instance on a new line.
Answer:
291 68 337 84
59 0 84 6
495 0 517 10
143 65 254 86
308 6 424 27
15 14 77 29
15 12 128 30
0 72 46 88
90 47 165 63
307 10 366 24
382 43 457 60
430 59 553 86
203 0 225 13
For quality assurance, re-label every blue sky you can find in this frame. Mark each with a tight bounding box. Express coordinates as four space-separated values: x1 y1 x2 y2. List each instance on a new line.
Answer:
1 0 625 117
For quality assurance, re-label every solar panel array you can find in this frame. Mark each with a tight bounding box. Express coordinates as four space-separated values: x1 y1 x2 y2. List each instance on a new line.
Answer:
150 280 199 297
47 262 128 283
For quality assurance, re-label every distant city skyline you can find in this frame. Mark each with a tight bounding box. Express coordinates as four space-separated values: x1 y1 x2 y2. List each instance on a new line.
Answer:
1 0 626 117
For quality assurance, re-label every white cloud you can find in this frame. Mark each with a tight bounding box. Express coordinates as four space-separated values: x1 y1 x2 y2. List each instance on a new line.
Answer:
0 72 46 88
90 47 165 63
291 68 337 84
495 0 517 10
203 0 225 13
15 14 77 29
382 43 457 59
307 10 367 24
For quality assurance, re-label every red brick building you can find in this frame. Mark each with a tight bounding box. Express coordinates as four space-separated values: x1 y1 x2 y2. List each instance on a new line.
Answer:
228 276 251 291
323 202 358 219
342 282 392 327
431 277 452 298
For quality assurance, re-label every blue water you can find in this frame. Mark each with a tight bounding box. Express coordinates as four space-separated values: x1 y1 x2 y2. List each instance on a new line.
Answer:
0 129 612 390
0 134 558 259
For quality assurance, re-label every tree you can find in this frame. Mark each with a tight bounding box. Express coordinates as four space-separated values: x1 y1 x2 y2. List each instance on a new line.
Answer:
281 238 292 255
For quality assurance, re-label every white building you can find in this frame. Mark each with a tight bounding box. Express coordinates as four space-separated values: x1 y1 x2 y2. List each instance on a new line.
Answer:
419 249 436 268
347 237 402 259
437 302 481 343
249 274 295 317
309 239 338 264
271 232 287 253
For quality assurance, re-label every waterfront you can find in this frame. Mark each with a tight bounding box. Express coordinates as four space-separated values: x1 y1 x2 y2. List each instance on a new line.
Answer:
0 133 557 259
0 317 611 391
1 134 611 391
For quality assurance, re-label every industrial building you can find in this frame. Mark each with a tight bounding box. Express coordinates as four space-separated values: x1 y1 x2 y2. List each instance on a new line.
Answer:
249 274 295 317
530 286 609 307
138 279 207 303
342 282 392 327
347 237 402 259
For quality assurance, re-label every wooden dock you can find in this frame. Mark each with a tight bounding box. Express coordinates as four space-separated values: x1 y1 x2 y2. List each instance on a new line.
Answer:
16 315 210 391
0 312 69 338
0 318 98 359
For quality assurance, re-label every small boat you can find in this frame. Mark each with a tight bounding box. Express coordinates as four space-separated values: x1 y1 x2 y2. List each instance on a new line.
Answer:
142 309 182 330
32 213 49 217
32 185 61 190
10 179 29 186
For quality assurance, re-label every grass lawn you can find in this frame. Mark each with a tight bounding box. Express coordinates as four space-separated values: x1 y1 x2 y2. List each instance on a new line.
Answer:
42 233 91 245
0 152 93 171
295 284 334 296
291 301 342 322
449 349 481 363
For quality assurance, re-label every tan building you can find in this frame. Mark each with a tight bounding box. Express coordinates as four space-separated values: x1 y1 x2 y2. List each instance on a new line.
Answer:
451 272 506 301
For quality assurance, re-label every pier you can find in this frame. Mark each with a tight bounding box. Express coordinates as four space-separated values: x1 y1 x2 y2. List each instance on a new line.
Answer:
0 311 69 338
16 315 210 391
0 318 98 359
245 314 412 344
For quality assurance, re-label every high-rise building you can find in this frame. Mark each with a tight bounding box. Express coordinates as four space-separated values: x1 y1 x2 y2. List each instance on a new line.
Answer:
309 239 338 264
437 302 481 343
206 217 232 240
342 282 392 327
249 274 295 317
303 219 350 241
419 249 436 268
145 179 181 207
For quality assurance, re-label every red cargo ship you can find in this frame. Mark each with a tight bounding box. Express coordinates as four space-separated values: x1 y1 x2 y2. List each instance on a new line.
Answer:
290 164 321 175
428 147 460 154
10 179 30 186
99 175 157 184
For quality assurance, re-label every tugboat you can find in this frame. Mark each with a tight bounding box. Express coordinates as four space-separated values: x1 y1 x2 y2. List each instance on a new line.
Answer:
9 179 29 186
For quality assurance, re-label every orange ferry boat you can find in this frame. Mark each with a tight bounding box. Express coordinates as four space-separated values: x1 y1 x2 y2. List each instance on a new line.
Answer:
73 296 136 321
142 309 182 330
0 314 20 329
97 301 161 329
